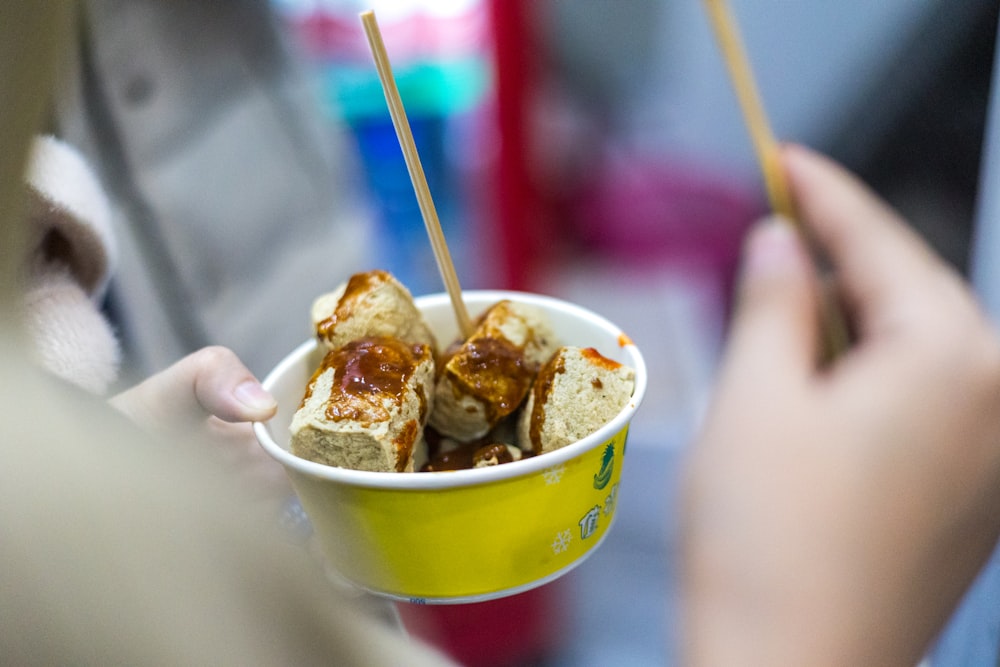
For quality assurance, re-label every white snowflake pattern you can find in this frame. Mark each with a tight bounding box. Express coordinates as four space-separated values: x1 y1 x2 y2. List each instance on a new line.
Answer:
542 464 566 485
551 529 572 554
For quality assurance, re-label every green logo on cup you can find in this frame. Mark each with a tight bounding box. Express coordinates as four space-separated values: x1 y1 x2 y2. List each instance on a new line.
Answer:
593 443 614 490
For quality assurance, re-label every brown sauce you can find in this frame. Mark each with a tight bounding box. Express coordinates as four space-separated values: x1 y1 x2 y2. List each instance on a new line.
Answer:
580 346 622 370
422 439 521 472
528 352 565 454
304 336 428 428
443 301 541 423
392 419 419 472
315 270 391 340
420 424 533 472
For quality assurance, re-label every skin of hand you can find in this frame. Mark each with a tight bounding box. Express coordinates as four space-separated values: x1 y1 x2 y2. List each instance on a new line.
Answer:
679 144 1000 666
110 346 289 502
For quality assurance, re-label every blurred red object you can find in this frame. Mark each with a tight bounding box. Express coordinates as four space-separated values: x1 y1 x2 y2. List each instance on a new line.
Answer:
395 580 567 666
488 0 546 291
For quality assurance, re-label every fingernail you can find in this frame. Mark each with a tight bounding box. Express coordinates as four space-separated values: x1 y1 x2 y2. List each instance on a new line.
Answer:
234 380 277 413
744 216 801 276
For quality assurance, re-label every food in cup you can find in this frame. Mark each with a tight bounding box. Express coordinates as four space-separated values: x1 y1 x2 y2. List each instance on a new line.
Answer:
420 427 524 472
516 346 636 456
288 270 635 474
289 336 435 472
311 269 436 352
428 299 559 442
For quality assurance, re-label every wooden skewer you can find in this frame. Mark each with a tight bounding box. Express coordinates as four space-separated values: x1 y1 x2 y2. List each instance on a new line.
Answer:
360 9 474 339
702 0 850 359
702 0 794 221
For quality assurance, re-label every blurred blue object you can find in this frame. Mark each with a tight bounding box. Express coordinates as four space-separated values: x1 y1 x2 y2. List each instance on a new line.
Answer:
271 0 492 295
351 114 463 296
930 547 1000 666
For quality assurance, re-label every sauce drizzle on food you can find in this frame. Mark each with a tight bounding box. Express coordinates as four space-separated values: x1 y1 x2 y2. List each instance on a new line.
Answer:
316 270 392 341
304 336 429 428
444 301 541 424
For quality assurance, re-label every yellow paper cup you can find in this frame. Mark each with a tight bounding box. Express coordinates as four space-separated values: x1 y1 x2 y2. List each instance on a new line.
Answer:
254 291 647 603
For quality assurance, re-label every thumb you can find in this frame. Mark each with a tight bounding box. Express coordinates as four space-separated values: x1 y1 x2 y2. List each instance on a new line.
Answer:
720 217 822 385
110 346 277 432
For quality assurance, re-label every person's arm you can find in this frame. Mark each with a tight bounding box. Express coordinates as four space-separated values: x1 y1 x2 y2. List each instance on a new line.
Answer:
679 144 1000 666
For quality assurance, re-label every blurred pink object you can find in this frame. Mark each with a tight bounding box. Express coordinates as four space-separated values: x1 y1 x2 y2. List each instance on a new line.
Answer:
574 153 765 309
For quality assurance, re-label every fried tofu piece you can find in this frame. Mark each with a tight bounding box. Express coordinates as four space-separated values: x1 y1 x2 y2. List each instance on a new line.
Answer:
290 336 434 472
429 300 560 441
311 270 436 352
516 346 634 455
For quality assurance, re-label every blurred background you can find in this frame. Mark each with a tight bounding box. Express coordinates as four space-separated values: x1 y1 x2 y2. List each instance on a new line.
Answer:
269 1 998 664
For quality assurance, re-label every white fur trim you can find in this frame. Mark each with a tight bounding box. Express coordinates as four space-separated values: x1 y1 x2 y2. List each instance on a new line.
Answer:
25 135 116 299
24 265 121 395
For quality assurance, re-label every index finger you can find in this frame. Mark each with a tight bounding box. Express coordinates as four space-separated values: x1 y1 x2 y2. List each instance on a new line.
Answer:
783 144 950 337
111 346 277 431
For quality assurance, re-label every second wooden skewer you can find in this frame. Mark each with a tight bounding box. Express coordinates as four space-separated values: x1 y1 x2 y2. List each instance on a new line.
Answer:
702 0 850 359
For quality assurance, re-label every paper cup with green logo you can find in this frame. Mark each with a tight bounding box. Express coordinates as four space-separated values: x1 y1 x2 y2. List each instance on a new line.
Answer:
253 290 647 603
